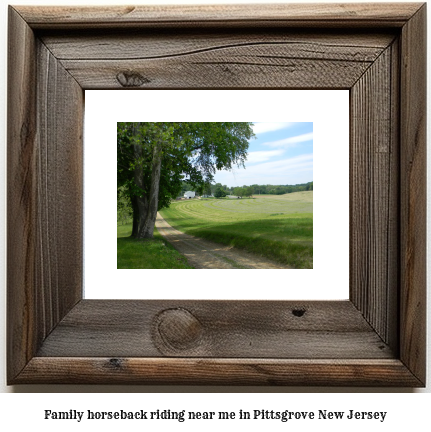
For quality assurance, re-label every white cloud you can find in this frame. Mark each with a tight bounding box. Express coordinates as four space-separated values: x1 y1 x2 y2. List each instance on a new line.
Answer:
250 154 313 175
246 149 285 164
215 154 313 186
252 122 294 134
263 132 313 148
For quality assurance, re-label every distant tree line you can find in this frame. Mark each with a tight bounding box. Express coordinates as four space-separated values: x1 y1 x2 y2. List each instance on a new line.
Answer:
182 181 313 198
251 181 313 195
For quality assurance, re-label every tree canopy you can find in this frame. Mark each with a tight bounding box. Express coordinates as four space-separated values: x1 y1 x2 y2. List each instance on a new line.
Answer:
214 187 227 198
117 122 254 238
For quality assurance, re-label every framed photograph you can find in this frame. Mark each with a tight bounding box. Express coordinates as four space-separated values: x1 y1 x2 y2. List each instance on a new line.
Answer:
86 89 349 301
7 3 426 386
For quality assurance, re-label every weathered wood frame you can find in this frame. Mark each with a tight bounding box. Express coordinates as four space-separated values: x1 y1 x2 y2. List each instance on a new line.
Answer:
7 3 426 386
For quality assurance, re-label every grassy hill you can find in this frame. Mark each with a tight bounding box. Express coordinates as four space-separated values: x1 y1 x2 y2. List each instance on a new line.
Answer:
160 191 313 269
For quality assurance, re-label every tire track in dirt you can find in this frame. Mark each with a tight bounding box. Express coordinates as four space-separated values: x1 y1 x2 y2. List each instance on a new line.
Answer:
155 212 290 269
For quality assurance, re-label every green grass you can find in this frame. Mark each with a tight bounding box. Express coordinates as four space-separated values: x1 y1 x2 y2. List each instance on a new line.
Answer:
160 192 313 269
117 224 194 269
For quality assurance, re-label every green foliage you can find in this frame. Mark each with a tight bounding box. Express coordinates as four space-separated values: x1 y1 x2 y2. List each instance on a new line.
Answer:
233 187 244 197
249 182 313 195
117 186 133 225
117 122 255 235
117 224 194 269
214 187 227 198
244 186 254 197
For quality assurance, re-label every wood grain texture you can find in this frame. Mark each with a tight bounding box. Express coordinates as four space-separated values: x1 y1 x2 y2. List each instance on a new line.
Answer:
7 3 427 386
35 40 84 338
350 43 399 349
59 55 374 90
52 31 394 89
36 300 393 359
399 3 427 385
15 3 423 29
40 31 395 60
15 358 423 386
7 6 84 384
387 38 401 353
7 6 38 381
42 30 394 89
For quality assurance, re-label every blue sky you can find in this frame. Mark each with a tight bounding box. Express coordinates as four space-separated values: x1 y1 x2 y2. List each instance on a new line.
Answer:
214 122 313 187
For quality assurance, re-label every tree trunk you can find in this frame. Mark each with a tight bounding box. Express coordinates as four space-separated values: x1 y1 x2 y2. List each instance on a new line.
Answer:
131 122 144 238
130 122 164 239
131 195 139 238
135 141 163 239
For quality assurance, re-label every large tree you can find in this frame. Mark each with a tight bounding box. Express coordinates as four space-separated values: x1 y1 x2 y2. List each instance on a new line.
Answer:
117 122 254 238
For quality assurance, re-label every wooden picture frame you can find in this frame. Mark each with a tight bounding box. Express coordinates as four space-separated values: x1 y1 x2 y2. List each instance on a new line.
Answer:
7 3 426 386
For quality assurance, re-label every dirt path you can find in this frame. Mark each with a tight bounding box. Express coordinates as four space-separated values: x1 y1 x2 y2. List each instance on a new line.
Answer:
155 213 290 269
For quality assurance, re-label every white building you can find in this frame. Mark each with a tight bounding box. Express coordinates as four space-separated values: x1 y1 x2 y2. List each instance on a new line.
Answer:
184 191 195 199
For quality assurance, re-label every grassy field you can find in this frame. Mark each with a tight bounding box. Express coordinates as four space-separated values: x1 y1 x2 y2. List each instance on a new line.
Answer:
159 191 313 268
117 224 194 269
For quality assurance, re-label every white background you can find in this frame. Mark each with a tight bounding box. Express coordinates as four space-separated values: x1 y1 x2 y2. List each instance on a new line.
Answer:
85 90 349 300
0 0 430 427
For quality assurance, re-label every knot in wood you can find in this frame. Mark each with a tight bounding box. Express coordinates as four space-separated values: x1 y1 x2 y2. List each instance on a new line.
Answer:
292 308 306 317
108 358 123 369
116 71 150 87
155 308 203 351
